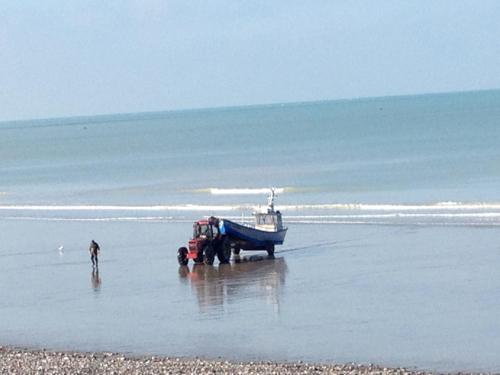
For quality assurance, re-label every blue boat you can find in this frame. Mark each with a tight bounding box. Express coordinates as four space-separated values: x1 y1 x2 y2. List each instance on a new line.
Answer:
218 189 287 255
219 217 287 246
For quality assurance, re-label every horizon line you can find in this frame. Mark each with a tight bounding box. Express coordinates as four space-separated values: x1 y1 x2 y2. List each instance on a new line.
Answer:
1 87 499 125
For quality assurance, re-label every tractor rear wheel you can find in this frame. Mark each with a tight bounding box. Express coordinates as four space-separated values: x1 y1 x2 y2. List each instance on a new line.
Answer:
218 238 232 264
194 252 204 264
203 245 215 265
177 247 188 266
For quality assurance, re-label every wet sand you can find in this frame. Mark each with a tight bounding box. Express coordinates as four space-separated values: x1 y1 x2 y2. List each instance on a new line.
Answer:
1 220 500 372
0 346 456 374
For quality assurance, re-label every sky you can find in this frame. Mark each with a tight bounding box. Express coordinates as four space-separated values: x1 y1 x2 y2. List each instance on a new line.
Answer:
1 0 500 121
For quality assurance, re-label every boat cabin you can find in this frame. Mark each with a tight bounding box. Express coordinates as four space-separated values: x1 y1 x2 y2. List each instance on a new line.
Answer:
254 211 284 232
253 188 285 232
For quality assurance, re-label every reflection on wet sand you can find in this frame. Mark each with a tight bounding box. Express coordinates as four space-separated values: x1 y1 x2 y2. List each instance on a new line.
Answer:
91 269 101 292
178 256 287 313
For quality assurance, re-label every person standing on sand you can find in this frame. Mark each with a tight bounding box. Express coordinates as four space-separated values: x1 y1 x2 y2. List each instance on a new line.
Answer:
89 240 100 268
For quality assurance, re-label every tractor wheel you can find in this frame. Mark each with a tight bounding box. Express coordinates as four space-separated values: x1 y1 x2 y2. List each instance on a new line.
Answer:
177 247 189 266
218 238 232 264
203 245 215 265
266 244 275 258
194 252 204 264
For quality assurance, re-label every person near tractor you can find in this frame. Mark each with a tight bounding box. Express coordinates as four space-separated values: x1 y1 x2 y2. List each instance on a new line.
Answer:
89 240 100 268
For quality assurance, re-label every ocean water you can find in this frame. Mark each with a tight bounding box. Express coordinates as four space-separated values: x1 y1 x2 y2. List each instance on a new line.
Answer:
2 89 500 222
1 90 500 371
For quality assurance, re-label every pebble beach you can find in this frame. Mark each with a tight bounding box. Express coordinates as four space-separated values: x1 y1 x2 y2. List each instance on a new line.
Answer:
0 346 489 375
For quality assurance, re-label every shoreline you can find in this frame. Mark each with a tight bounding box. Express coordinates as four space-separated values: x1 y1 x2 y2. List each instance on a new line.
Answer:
0 346 484 375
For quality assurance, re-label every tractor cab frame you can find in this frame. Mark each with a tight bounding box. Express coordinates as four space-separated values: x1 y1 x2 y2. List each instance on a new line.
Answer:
177 217 231 266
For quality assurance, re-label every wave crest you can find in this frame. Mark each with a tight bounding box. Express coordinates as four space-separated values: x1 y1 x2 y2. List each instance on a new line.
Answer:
2 202 500 212
3 202 500 226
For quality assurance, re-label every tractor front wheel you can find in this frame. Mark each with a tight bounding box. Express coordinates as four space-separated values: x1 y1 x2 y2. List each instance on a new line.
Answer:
177 247 189 266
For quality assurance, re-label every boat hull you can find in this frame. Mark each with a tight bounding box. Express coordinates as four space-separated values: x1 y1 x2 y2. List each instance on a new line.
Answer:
220 219 287 247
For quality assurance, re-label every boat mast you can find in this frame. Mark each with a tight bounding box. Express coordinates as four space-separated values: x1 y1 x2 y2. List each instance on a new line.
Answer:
267 187 275 213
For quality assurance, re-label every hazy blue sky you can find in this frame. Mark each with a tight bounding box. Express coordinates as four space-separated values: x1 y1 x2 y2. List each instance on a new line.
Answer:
1 1 499 121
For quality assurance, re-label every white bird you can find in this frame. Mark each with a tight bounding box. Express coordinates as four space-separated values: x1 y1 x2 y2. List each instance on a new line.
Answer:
58 245 64 255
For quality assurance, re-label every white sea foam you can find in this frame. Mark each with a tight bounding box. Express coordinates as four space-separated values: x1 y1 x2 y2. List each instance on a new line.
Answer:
6 215 500 227
3 216 178 222
282 220 500 227
0 204 252 212
224 213 500 221
191 187 317 195
277 202 500 211
209 187 285 195
2 202 500 212
2 201 500 227
5 211 500 226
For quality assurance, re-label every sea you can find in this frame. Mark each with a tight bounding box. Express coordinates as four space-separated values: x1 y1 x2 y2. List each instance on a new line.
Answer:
1 89 500 372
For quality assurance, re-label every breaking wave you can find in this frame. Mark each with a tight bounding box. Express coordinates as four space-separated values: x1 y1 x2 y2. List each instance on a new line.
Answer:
279 202 500 211
190 187 317 195
0 204 252 211
2 201 500 212
1 216 178 222
2 202 500 226
192 187 285 195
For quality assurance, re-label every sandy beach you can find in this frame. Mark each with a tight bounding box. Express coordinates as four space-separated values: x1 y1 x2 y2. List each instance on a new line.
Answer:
1 220 500 373
0 346 459 374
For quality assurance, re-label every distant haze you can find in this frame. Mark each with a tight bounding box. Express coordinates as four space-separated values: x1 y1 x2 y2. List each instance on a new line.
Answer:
1 1 500 121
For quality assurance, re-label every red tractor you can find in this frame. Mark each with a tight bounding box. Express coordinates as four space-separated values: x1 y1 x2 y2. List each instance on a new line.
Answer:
177 216 232 266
